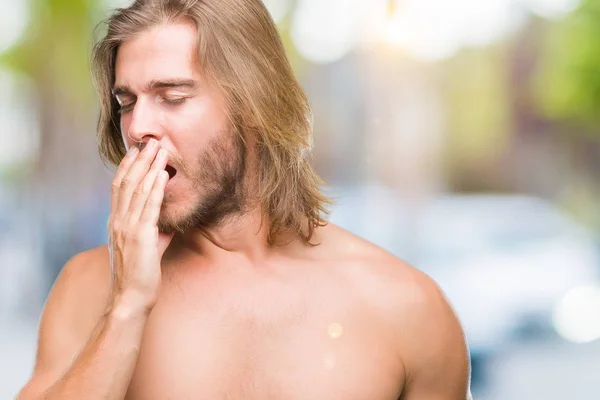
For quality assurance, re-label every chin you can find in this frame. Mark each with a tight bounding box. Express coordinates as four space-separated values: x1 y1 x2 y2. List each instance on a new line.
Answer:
157 197 199 234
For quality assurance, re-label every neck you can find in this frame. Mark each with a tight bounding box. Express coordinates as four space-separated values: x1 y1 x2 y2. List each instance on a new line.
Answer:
164 137 307 264
169 206 275 263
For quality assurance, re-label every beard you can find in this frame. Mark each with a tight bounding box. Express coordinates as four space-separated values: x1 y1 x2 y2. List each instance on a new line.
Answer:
157 127 247 234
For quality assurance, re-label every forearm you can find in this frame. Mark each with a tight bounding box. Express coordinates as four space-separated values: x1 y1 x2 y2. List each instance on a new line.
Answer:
40 299 150 400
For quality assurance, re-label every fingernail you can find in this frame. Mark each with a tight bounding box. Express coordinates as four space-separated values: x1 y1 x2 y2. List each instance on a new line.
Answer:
147 139 157 148
158 149 167 159
127 146 138 155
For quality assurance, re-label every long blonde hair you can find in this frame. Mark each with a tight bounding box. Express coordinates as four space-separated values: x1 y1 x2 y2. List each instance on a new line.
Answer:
91 0 330 244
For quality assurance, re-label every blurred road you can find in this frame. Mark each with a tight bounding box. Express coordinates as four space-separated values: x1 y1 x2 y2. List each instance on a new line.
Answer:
0 316 36 399
477 338 600 400
2 315 600 399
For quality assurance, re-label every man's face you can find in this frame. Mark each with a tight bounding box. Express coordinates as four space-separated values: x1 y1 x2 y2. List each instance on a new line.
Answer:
114 22 245 233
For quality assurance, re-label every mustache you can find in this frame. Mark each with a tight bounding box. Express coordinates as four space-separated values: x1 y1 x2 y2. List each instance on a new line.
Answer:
134 142 186 173
165 151 190 176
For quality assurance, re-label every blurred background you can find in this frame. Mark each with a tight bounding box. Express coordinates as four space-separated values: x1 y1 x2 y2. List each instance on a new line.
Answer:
1 0 600 398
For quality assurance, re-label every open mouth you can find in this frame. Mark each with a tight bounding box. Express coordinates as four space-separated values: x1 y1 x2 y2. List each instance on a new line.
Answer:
165 164 177 180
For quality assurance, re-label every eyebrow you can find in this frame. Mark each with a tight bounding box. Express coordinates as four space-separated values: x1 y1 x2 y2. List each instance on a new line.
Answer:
112 78 199 96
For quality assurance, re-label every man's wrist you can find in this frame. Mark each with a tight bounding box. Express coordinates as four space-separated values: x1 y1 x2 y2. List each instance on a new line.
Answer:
107 291 155 321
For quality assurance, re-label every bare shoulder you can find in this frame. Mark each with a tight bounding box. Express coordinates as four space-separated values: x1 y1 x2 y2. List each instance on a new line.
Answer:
40 244 112 356
19 245 112 397
318 223 471 398
41 245 112 331
316 223 433 302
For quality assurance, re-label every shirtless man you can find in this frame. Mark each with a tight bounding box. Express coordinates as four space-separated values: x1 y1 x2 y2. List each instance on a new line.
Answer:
18 0 471 399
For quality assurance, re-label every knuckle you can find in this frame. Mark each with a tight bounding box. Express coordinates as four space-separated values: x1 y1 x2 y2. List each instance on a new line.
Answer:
121 175 134 188
118 226 129 240
133 185 144 197
110 218 122 233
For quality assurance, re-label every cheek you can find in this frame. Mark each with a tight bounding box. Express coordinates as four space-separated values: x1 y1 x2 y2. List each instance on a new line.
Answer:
170 113 226 148
166 96 230 158
179 96 229 133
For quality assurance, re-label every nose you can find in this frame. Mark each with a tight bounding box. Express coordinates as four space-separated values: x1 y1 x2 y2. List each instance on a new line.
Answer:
124 98 164 147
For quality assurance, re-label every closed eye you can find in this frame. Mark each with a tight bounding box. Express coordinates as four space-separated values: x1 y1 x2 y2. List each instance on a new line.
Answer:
160 97 188 105
115 96 188 114
117 102 135 114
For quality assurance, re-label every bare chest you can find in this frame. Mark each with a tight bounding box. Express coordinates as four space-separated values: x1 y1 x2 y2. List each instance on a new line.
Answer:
125 273 404 400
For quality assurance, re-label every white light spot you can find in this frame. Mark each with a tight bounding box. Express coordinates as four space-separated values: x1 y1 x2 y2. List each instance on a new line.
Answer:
553 284 600 344
382 0 522 61
291 0 360 64
0 0 29 54
328 323 344 339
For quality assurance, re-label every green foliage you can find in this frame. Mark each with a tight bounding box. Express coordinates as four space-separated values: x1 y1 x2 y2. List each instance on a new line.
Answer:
0 0 103 104
440 44 513 166
535 0 600 134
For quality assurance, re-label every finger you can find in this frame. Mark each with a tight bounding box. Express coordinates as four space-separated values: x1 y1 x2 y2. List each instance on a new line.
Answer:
127 148 169 223
110 146 139 216
140 170 169 226
115 139 160 217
